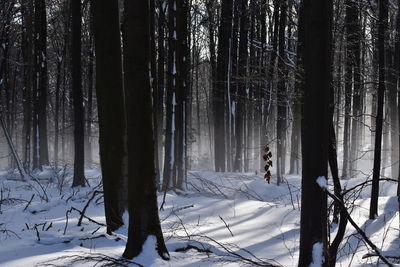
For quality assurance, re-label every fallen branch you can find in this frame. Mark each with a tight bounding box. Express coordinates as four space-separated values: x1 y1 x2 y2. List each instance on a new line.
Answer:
0 197 28 206
77 190 103 226
318 181 394 266
64 207 106 235
219 215 234 237
363 253 400 260
38 253 143 267
191 234 281 266
23 194 35 211
175 244 212 253
0 228 21 239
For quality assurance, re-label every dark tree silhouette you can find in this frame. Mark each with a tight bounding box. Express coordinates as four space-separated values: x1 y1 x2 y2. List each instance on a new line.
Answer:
298 0 332 265
213 0 233 172
33 0 49 169
122 0 169 260
93 0 127 233
71 0 85 187
369 0 388 220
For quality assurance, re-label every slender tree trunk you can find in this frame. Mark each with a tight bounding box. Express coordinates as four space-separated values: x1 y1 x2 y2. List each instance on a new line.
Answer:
234 0 249 172
395 0 400 236
85 5 94 167
54 56 62 169
259 0 268 171
156 0 166 189
162 0 178 190
20 0 33 171
213 0 233 172
34 0 49 168
175 0 189 189
348 0 361 179
150 0 160 187
71 0 85 187
276 0 287 184
369 0 388 220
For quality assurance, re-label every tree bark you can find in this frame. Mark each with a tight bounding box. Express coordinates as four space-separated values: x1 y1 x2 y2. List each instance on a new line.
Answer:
71 0 86 187
276 0 287 184
213 0 233 172
122 0 169 259
162 0 178 190
93 0 127 233
298 0 332 265
369 0 388 220
33 0 49 168
233 0 249 172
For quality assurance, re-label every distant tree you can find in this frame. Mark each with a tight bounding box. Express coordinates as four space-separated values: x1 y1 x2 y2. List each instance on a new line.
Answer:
71 0 85 187
233 0 249 172
298 0 332 265
33 0 49 169
122 0 169 259
213 0 233 172
369 0 388 220
20 0 34 170
162 0 177 190
276 0 287 185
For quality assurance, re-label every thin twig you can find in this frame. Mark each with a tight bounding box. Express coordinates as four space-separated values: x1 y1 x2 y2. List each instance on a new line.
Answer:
23 194 35 211
77 190 103 226
219 215 234 237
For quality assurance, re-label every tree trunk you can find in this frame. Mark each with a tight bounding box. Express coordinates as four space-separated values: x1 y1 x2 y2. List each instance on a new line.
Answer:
276 0 287 184
122 0 169 259
213 0 233 172
348 0 361 179
20 0 34 171
395 0 400 236
33 0 49 168
162 0 178 190
233 0 249 172
175 0 189 189
369 0 388 220
156 0 166 189
85 4 94 167
93 0 127 233
298 0 332 265
71 0 86 187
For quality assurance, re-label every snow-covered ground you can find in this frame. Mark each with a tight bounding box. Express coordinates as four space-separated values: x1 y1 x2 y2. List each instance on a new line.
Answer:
0 169 399 266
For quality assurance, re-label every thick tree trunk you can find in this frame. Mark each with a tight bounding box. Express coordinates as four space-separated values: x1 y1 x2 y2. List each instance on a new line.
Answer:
298 0 332 265
93 0 127 233
122 0 169 260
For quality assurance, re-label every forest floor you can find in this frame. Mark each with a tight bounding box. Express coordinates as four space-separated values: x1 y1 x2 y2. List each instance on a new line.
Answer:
0 168 399 266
